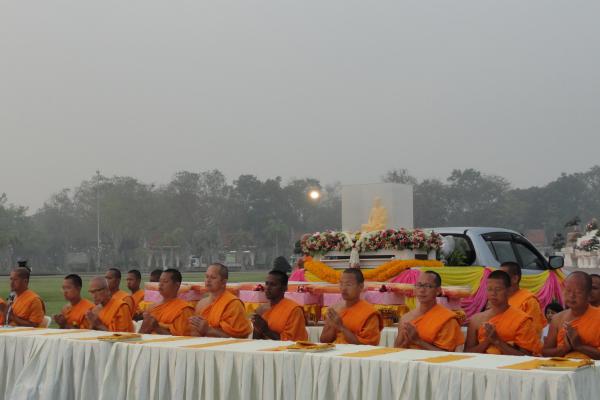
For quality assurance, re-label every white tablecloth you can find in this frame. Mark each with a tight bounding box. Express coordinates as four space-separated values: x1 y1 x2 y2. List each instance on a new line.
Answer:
0 327 598 400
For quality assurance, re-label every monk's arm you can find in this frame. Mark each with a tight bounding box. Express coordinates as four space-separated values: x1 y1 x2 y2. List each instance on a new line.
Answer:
494 339 531 356
9 315 40 327
571 344 600 359
338 324 362 345
464 322 489 353
319 322 338 343
541 320 569 357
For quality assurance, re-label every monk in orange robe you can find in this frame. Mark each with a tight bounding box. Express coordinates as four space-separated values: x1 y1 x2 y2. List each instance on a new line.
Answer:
3 268 45 327
126 269 145 320
53 274 94 329
189 263 252 338
543 271 600 359
84 276 133 332
252 270 308 341
395 271 464 351
320 268 382 346
105 268 135 314
140 268 194 336
465 270 541 355
500 262 546 335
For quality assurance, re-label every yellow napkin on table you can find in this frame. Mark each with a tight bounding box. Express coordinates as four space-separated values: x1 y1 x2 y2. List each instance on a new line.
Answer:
182 339 252 349
340 348 404 358
417 354 474 363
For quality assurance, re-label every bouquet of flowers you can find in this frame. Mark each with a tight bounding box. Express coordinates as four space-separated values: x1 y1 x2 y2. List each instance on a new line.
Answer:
577 236 600 252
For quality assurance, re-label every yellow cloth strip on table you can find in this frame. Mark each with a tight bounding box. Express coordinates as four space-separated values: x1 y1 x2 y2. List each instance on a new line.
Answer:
499 358 593 370
0 327 39 334
182 339 253 349
259 345 290 352
129 336 191 344
417 354 474 363
340 347 405 358
38 329 91 336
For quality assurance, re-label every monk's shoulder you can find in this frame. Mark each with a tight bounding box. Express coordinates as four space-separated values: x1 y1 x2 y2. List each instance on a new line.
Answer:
400 310 418 323
469 310 491 328
195 297 212 312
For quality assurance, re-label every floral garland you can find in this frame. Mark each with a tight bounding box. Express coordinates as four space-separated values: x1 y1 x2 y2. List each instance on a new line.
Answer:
300 229 443 257
577 236 600 252
303 256 444 283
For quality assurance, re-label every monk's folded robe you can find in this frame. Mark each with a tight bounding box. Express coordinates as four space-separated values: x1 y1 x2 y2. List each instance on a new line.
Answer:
150 298 194 336
557 305 600 359
261 298 308 341
477 306 542 355
131 290 145 314
63 298 95 328
199 291 252 338
10 290 45 327
335 300 383 346
112 290 135 315
409 304 465 351
84 297 133 332
509 288 546 334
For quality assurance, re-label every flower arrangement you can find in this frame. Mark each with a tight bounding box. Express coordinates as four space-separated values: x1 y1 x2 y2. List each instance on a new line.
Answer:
300 231 355 255
300 229 443 257
577 236 600 252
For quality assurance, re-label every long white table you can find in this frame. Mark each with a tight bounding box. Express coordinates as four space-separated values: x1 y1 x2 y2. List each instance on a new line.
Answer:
0 327 598 400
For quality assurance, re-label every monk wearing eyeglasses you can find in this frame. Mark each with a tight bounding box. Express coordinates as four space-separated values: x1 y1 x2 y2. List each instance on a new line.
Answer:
394 270 464 351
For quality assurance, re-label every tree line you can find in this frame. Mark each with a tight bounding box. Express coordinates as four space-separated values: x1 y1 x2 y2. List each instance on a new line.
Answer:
2 166 599 272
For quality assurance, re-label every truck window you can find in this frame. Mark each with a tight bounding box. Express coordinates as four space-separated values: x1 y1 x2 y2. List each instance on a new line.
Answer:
487 240 518 264
514 242 545 270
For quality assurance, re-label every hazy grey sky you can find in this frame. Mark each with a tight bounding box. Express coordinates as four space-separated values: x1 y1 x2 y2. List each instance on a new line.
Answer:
2 1 599 212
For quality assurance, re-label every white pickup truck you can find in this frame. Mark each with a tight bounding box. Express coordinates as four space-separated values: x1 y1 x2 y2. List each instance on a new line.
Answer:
435 227 564 273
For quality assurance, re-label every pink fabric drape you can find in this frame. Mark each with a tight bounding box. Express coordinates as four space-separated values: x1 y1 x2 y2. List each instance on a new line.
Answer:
460 268 493 319
289 269 306 281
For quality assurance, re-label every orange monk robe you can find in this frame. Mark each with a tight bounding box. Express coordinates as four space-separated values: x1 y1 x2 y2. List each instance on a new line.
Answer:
88 297 133 332
62 298 95 328
112 290 135 314
261 298 308 341
509 288 546 334
131 290 145 314
10 290 45 327
335 300 383 346
477 306 542 355
409 304 465 351
557 305 600 359
199 291 252 338
150 298 195 336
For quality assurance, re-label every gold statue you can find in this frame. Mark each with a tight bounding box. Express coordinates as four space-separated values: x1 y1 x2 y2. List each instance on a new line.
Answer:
361 197 388 232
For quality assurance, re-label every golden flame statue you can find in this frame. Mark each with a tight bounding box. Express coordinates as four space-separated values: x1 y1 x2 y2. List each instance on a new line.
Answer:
361 197 388 232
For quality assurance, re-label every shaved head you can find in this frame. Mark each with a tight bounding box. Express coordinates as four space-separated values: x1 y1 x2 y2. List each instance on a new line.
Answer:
89 276 108 289
209 263 229 280
13 267 30 280
565 271 592 293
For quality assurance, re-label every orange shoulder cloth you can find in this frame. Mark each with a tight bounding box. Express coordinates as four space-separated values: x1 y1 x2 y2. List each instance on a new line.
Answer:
201 291 242 327
151 298 194 324
340 299 383 334
412 304 457 343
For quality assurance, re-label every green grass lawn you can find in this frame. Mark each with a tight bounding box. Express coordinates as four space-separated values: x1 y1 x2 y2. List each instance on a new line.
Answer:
0 271 268 326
